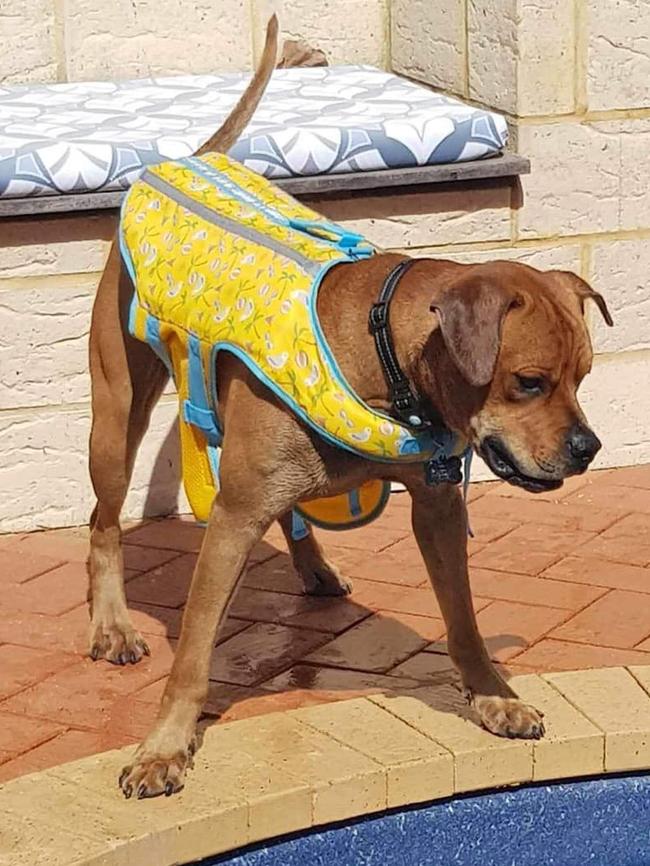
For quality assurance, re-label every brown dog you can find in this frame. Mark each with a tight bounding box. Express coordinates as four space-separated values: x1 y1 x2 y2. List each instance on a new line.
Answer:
87 17 613 799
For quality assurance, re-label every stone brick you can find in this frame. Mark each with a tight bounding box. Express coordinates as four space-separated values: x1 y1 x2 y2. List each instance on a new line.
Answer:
468 0 517 113
517 0 576 116
440 244 582 273
517 122 621 239
255 0 387 66
47 745 250 864
588 0 650 111
618 119 650 230
391 0 465 94
221 712 387 825
311 185 511 249
0 810 109 866
0 214 114 277
550 590 650 649
293 698 453 808
64 0 252 80
510 674 604 781
0 280 95 409
371 687 533 793
546 667 650 772
0 400 189 532
0 0 58 84
515 639 650 671
578 353 650 469
434 0 575 116
589 239 650 354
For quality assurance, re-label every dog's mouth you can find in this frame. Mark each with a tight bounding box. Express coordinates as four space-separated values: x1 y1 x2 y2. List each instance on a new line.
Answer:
479 436 564 494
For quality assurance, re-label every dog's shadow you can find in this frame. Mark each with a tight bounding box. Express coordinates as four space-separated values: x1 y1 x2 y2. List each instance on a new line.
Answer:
125 417 528 743
123 536 529 744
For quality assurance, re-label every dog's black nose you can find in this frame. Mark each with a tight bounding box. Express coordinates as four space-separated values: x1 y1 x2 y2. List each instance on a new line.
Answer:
567 424 601 466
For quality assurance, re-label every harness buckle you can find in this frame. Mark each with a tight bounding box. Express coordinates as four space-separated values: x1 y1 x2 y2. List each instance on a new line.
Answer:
390 380 424 427
425 455 463 486
368 303 388 334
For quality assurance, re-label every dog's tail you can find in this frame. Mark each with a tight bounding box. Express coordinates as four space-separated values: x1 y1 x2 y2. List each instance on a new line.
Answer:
194 15 278 157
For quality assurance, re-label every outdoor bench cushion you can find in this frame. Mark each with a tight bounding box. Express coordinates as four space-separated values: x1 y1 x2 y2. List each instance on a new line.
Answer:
0 65 508 199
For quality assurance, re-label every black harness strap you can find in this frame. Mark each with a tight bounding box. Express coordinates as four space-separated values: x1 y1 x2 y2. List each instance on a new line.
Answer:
368 257 464 487
368 258 425 428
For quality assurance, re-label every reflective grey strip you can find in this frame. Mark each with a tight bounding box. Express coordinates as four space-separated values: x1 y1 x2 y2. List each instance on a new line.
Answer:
141 171 321 274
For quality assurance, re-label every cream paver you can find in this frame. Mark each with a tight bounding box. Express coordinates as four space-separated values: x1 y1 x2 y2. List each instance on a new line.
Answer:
1 747 248 866
628 665 650 696
369 685 533 793
291 697 453 808
544 667 650 772
215 710 387 826
0 809 115 866
509 673 604 781
46 726 312 856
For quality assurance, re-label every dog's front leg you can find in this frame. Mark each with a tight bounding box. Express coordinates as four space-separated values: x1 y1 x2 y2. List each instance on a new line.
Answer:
407 478 544 741
118 469 294 798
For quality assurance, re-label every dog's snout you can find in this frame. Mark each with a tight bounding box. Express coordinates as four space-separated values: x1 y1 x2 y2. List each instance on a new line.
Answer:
567 424 601 466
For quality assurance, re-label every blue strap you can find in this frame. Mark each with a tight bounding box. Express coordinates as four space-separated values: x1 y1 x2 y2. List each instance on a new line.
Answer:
291 510 310 541
183 335 222 445
348 488 362 517
287 218 373 256
462 448 474 538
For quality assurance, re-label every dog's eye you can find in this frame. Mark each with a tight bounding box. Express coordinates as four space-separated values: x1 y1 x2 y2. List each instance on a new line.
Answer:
517 374 544 393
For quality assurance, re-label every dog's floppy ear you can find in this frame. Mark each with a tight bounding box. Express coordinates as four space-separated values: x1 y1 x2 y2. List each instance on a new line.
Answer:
554 271 613 327
430 276 517 387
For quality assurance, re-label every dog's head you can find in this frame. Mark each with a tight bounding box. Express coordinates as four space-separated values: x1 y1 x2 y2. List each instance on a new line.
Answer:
423 260 613 493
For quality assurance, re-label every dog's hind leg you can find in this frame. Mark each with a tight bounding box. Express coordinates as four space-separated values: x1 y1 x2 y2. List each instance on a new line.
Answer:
406 474 545 741
278 512 352 596
87 243 169 664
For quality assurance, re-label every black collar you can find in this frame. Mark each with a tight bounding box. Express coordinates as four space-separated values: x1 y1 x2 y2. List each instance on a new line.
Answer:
368 257 464 486
368 258 427 429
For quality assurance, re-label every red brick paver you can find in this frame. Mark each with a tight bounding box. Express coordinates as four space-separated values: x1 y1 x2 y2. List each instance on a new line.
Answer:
0 465 650 782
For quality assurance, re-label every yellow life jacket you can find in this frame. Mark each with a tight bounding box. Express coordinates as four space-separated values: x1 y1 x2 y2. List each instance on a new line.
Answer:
120 153 456 532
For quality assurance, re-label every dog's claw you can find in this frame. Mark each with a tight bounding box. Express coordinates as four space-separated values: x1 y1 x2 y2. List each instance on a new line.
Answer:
89 624 150 666
165 781 174 796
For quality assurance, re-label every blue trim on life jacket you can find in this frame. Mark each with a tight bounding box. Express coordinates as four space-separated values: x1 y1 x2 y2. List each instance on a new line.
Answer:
348 488 362 517
144 315 173 376
207 441 222 486
291 510 310 541
462 448 475 538
183 335 222 446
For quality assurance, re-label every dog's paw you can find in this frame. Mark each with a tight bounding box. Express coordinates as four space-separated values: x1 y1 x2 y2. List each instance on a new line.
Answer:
472 695 545 740
302 562 352 597
119 748 190 799
89 622 150 666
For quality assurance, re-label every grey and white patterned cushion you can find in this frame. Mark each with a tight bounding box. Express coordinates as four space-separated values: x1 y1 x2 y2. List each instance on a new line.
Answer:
0 65 508 199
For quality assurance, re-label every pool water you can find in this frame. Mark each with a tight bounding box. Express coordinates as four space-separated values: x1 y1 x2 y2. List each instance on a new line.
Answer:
198 773 650 866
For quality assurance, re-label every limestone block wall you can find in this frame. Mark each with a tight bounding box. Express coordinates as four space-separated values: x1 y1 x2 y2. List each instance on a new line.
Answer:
392 0 650 473
2 0 649 530
0 0 389 84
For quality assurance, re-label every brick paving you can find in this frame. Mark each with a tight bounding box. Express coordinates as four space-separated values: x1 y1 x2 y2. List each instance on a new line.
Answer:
0 465 649 783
